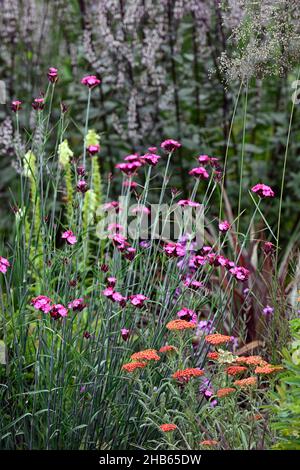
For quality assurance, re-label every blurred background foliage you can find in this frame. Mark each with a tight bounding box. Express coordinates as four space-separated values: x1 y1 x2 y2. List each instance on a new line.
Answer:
0 0 300 246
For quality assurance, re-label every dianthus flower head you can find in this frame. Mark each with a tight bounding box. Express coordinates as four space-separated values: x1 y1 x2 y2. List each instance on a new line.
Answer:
11 100 22 112
32 97 44 111
68 298 86 312
142 153 161 166
50 304 68 320
31 295 52 313
172 368 204 382
115 161 142 175
81 75 101 88
188 166 209 179
121 328 131 341
47 67 58 83
166 319 196 331
229 266 250 282
122 361 147 373
61 230 77 245
251 183 275 198
183 278 204 290
160 424 177 432
205 333 232 345
218 220 230 233
199 440 218 447
160 139 181 152
163 242 186 258
159 345 177 353
262 241 275 255
77 180 88 193
0 256 10 274
177 199 200 208
177 308 197 324
87 144 100 155
131 349 160 362
234 376 257 388
254 365 284 375
226 366 247 376
129 294 149 308
217 387 236 398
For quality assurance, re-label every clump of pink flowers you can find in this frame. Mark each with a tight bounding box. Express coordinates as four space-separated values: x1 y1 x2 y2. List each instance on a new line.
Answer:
0 256 10 274
218 220 230 233
161 139 181 152
188 167 209 179
81 75 101 88
62 230 77 245
251 183 275 198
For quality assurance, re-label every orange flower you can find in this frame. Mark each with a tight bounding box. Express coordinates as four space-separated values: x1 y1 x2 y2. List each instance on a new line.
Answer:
172 367 204 382
234 376 257 388
205 333 231 345
199 440 218 447
207 352 219 360
217 387 235 398
131 349 160 362
166 319 196 331
254 365 284 375
251 414 263 421
122 361 147 373
226 366 247 376
159 345 177 353
160 423 177 432
236 355 267 366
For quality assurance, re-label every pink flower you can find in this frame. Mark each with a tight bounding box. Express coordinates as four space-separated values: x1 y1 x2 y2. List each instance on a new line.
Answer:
219 220 230 233
77 180 88 193
123 180 138 189
81 75 101 88
32 98 44 111
87 144 100 155
107 276 117 288
115 161 142 175
251 184 275 198
104 201 121 212
142 153 161 166
68 298 86 312
189 255 207 268
189 167 209 179
111 292 127 307
129 294 149 308
107 223 124 233
31 295 52 313
11 100 22 112
50 304 68 320
229 266 250 282
183 278 204 290
124 246 136 261
198 155 211 164
262 241 275 255
124 154 140 162
102 287 114 299
0 256 10 274
47 67 58 83
177 308 197 324
77 166 86 176
131 206 150 215
62 230 77 245
164 242 186 258
177 199 200 208
112 234 129 251
161 139 181 152
148 146 157 152
121 328 131 341
262 305 274 316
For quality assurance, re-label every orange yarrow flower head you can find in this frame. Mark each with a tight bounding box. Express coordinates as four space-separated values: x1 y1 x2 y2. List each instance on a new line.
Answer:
160 423 177 432
226 366 247 376
207 352 219 361
205 333 232 345
217 387 236 398
131 349 160 362
254 365 284 375
166 319 196 331
172 367 204 383
200 440 218 447
234 376 257 388
236 355 268 366
122 361 147 373
159 345 177 353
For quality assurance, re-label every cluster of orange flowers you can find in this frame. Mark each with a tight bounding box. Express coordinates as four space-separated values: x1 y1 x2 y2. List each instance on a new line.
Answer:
205 333 232 345
172 367 204 382
166 319 196 331
226 365 247 376
159 345 177 353
131 349 160 361
160 423 177 432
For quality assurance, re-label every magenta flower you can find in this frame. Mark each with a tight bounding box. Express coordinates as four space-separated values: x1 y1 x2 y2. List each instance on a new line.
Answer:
229 266 250 282
124 246 136 261
121 328 131 341
77 166 86 176
262 241 275 254
218 220 230 233
115 161 142 175
164 242 186 258
87 144 100 155
68 298 86 312
189 167 209 179
62 230 77 245
183 278 204 290
123 180 138 189
198 155 211 164
77 180 88 193
104 201 121 212
129 294 149 308
161 139 181 152
81 75 101 88
124 154 140 162
102 287 114 299
107 223 124 233
177 308 197 324
11 100 22 112
177 199 200 208
262 305 274 316
32 98 44 111
31 295 52 313
107 276 117 288
0 256 10 274
112 234 129 251
251 183 275 198
47 67 58 83
142 153 161 166
131 206 150 215
189 255 207 268
83 331 91 339
111 291 127 307
50 304 68 320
